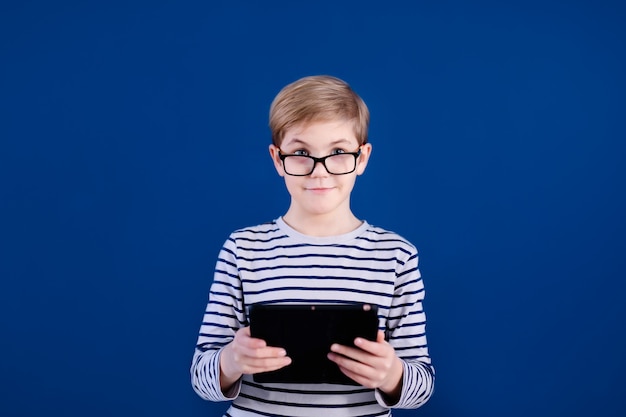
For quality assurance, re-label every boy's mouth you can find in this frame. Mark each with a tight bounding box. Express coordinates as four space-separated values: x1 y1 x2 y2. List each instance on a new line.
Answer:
306 186 334 192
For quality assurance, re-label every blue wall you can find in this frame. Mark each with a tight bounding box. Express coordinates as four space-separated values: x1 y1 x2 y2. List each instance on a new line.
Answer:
1 1 625 416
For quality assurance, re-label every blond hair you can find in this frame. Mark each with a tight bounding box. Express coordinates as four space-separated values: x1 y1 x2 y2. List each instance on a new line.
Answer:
269 75 370 146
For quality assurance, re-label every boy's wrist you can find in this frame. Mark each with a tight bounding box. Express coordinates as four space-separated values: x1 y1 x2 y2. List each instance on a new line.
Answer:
219 344 242 390
378 357 404 402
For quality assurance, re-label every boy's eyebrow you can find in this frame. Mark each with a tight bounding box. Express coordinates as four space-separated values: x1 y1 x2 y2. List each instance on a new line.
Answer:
282 138 353 148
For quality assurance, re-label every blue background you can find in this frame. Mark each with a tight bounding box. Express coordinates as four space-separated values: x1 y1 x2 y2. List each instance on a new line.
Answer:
1 1 625 416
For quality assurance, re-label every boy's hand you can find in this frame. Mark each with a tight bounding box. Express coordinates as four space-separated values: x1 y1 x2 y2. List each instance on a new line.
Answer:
327 330 403 401
220 326 291 391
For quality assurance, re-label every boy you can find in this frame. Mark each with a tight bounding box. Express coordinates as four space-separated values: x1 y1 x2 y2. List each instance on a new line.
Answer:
191 75 434 416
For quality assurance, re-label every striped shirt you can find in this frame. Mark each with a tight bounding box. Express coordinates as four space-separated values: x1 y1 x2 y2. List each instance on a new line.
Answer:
191 217 434 416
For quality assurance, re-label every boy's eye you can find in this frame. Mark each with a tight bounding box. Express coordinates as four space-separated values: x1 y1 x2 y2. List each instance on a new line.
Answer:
293 149 309 156
331 148 347 155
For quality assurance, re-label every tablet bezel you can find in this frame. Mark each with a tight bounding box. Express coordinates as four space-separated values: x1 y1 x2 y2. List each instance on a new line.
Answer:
248 303 379 385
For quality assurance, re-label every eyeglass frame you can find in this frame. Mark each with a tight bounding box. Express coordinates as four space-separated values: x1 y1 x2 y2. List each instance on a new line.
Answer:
277 147 363 176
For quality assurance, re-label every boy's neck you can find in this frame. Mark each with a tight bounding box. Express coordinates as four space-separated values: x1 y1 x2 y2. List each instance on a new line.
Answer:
282 211 362 237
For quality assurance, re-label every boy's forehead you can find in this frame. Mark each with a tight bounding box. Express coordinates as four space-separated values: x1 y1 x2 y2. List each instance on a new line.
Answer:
281 119 358 147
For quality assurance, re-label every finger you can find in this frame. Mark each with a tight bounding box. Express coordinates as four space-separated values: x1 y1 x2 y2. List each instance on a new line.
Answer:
330 343 370 364
331 339 387 363
352 332 390 356
328 353 378 386
328 351 366 372
237 349 292 374
242 345 289 360
328 343 393 382
230 343 291 374
335 364 370 387
245 355 292 373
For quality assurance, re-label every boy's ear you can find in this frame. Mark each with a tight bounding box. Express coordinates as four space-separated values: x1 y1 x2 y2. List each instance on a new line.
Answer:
269 144 285 177
356 143 372 176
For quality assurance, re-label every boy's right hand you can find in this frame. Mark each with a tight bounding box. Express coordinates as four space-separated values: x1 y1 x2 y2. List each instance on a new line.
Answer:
219 326 291 389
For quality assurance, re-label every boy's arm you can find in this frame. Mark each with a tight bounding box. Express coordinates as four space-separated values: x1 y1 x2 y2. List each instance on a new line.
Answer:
328 247 434 408
377 249 435 409
190 238 246 401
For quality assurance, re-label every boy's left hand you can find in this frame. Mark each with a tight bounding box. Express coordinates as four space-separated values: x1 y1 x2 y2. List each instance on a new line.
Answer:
327 330 403 399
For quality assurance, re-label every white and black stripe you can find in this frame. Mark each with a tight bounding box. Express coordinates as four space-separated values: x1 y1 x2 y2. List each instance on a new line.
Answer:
191 217 434 416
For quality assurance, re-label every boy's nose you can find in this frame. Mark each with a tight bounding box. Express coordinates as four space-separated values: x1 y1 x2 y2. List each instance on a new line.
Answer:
309 159 330 177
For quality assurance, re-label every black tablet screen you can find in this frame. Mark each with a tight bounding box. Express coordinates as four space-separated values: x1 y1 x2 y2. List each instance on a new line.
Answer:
249 303 379 385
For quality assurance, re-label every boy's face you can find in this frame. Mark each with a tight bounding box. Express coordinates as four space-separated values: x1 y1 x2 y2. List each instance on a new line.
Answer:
269 119 371 220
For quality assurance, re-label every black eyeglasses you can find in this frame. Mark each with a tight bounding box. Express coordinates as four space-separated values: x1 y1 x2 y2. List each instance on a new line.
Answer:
278 147 362 176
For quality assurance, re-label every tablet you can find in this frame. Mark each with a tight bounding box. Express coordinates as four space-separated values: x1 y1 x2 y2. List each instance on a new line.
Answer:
249 303 379 385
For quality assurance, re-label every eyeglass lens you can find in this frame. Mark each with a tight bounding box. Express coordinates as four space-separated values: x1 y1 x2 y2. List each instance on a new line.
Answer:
284 154 356 175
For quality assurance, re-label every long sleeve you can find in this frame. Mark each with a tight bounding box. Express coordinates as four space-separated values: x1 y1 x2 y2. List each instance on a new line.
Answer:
190 237 245 401
377 248 435 408
190 219 434 416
